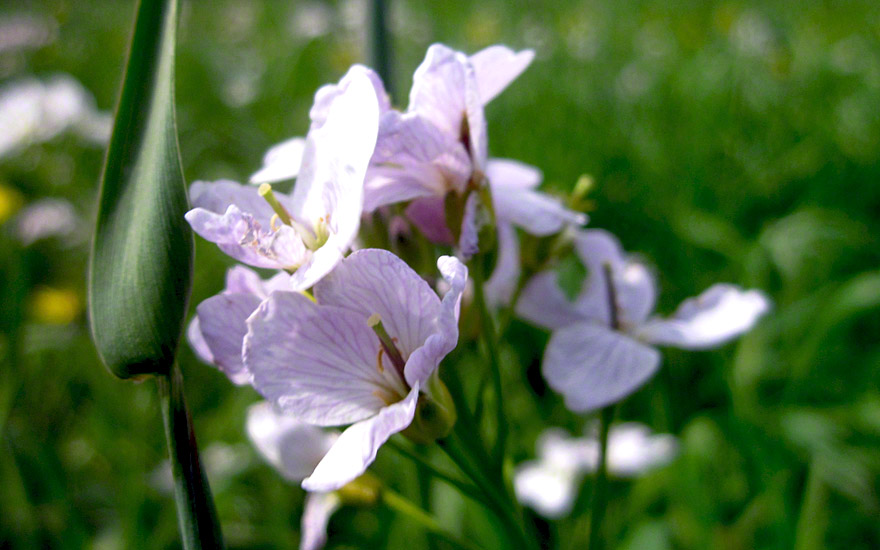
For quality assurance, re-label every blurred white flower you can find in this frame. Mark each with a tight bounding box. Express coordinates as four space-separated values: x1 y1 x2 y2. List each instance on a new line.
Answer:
0 74 111 159
15 197 82 246
514 423 678 518
0 14 57 54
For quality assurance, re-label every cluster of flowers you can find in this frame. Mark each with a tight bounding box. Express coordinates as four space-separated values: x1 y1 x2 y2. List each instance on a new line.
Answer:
185 43 769 548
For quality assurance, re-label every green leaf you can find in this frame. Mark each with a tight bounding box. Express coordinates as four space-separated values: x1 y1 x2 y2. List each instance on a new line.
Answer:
88 0 193 380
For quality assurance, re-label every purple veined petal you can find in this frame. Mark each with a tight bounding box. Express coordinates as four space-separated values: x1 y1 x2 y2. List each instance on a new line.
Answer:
485 158 542 190
249 136 306 184
516 270 588 331
291 70 378 233
457 191 480 260
605 422 678 477
246 401 339 482
365 110 471 212
484 222 520 309
492 183 587 237
186 316 214 365
302 385 420 492
469 45 535 105
634 284 770 350
195 293 263 385
572 229 656 327
405 196 455 245
408 44 470 139
404 255 468 389
310 65 390 130
513 459 580 519
300 492 342 550
543 322 661 412
186 180 307 269
314 249 443 362
245 290 406 426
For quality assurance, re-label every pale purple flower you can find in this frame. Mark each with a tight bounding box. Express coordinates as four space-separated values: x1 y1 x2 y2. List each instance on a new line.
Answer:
517 229 771 412
186 68 380 289
243 249 467 491
15 198 81 246
187 265 291 385
514 423 678 518
247 402 341 550
364 44 585 255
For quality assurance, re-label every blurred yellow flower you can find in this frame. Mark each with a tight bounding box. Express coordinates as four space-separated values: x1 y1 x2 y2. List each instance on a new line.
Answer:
29 286 81 325
0 183 24 224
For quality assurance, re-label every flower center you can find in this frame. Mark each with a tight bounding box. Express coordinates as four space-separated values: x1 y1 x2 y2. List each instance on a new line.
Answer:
258 183 330 252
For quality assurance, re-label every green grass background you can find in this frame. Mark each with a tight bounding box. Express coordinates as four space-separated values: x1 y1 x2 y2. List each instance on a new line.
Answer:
1 0 879 548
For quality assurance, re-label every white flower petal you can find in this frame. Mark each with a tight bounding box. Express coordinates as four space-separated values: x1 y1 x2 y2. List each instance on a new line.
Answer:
492 185 587 237
245 290 397 426
635 284 770 349
246 402 338 482
469 46 535 105
302 385 419 492
543 323 661 412
249 136 306 184
485 158 542 190
606 422 678 477
513 459 580 519
300 492 341 550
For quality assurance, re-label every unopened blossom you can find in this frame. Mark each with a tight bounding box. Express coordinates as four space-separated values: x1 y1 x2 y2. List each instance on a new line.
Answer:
244 249 466 491
517 229 770 412
514 423 678 518
188 265 291 385
247 402 341 550
186 68 380 289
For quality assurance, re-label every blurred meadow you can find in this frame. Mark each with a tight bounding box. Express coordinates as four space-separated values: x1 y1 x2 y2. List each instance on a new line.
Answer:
2 0 880 548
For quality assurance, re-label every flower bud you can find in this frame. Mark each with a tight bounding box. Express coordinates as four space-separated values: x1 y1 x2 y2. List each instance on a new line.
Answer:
402 374 457 445
335 472 382 507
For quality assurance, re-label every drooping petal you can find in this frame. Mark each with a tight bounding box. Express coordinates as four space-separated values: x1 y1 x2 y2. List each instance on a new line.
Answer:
516 271 588 331
543 322 661 412
185 180 307 269
484 223 520 309
249 137 306 184
572 229 657 327
224 265 291 297
405 196 454 245
246 402 339 482
492 184 587 237
300 492 342 550
485 158 542 190
314 249 443 361
606 422 678 477
404 255 467 389
634 284 770 350
469 46 535 105
302 385 420 492
195 293 263 385
513 459 580 519
245 290 405 426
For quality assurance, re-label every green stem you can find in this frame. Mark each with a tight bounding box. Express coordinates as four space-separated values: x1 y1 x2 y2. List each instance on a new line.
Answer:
157 364 224 549
387 439 485 504
793 461 828 550
369 0 393 93
438 435 532 550
587 406 614 550
471 257 507 467
382 489 481 550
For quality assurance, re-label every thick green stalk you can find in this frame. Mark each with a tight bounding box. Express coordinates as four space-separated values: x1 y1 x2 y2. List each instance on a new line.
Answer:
157 364 224 549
